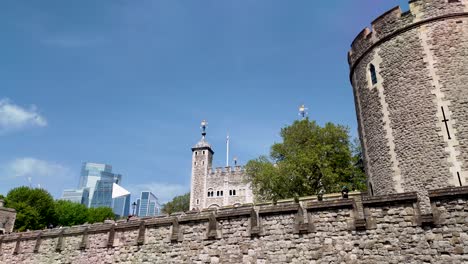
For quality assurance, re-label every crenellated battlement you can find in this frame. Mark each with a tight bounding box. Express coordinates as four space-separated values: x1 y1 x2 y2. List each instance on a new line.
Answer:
1 186 468 262
348 0 468 72
207 165 245 178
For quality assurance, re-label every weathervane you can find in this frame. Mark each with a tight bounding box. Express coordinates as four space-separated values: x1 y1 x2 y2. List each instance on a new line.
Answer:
201 120 208 138
299 104 308 119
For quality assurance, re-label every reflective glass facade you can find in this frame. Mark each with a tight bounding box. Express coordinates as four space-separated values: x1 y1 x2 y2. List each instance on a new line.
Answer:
60 188 89 205
78 162 122 208
137 191 160 217
112 194 131 217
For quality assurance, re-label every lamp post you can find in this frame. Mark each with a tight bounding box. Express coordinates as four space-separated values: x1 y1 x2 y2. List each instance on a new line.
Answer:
132 202 137 216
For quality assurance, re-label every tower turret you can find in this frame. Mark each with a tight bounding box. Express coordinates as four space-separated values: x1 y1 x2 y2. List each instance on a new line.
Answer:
190 120 214 210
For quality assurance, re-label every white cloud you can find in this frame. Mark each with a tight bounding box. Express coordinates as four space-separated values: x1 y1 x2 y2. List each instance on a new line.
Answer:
2 158 69 179
127 182 189 204
0 158 75 198
0 98 47 133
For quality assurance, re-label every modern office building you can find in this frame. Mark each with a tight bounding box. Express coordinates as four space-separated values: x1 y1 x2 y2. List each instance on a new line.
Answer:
112 194 131 217
60 188 89 205
60 162 130 216
78 162 122 208
137 191 161 217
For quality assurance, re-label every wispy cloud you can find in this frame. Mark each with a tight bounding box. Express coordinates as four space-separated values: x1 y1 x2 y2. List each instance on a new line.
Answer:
0 98 47 134
127 182 189 204
2 158 69 179
0 158 75 197
41 35 105 48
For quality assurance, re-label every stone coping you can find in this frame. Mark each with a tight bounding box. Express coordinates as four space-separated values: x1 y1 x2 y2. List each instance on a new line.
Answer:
216 207 253 219
362 192 418 206
0 207 16 213
258 203 300 215
429 186 468 200
305 199 355 211
1 187 467 241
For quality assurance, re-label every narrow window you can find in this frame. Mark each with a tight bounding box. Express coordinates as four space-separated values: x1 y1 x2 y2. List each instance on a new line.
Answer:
194 162 197 166
202 161 205 165
217 191 219 196
211 191 214 197
233 190 236 196
196 199 199 205
195 151 198 156
370 64 378 85
207 192 210 197
369 183 374 196
458 172 462 186
229 190 232 196
220 191 223 196
203 151 205 155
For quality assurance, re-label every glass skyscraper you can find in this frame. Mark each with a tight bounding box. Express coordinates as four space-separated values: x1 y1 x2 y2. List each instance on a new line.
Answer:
137 191 161 217
78 162 122 208
61 188 89 205
61 162 130 217
113 194 131 217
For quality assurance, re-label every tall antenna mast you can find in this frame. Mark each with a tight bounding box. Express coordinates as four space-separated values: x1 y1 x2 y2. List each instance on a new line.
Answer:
226 132 230 167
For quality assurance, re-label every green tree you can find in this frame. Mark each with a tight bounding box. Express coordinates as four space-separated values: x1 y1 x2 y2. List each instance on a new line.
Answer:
245 118 367 202
5 187 57 231
54 200 89 227
87 207 115 223
162 193 190 214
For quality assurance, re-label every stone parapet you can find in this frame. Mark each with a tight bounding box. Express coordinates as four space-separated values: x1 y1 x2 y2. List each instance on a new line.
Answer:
1 187 468 262
348 0 468 76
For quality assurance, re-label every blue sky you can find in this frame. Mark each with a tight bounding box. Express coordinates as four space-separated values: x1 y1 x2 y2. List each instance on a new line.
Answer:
0 0 408 203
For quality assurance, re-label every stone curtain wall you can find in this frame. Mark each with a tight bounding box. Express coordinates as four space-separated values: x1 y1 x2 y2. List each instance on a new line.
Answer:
1 187 468 263
349 0 468 202
0 207 16 234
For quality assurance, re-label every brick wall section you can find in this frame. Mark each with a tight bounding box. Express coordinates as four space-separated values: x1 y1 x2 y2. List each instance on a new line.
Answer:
349 0 468 206
1 187 468 263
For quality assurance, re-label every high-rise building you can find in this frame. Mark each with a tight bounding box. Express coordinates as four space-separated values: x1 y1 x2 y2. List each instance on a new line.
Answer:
112 194 131 217
60 162 130 216
61 188 89 205
79 162 122 208
137 191 161 217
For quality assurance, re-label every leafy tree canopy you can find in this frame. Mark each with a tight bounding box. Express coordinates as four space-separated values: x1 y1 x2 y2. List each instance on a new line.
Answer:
54 200 89 227
245 118 366 202
87 207 115 224
162 193 190 214
5 186 57 231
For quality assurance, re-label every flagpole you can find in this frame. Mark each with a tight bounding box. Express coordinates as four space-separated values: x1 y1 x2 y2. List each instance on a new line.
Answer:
226 133 230 167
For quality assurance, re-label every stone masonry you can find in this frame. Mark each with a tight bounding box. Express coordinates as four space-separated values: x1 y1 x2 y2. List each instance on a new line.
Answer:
1 187 468 263
190 131 253 211
0 199 16 235
349 0 468 212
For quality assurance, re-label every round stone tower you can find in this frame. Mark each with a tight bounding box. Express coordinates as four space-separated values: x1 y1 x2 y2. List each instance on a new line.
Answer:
348 0 468 210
